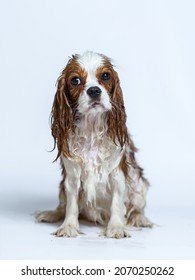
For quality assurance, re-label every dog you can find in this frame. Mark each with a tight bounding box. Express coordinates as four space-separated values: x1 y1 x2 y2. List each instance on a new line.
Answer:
35 51 152 238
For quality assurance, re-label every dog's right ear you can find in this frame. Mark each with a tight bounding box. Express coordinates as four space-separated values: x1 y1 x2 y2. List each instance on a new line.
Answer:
51 71 73 160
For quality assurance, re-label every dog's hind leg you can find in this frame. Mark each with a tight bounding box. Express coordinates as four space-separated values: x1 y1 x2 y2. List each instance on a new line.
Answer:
35 168 66 223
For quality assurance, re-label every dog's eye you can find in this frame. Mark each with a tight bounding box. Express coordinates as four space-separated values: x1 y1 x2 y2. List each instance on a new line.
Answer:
101 72 110 81
71 77 81 85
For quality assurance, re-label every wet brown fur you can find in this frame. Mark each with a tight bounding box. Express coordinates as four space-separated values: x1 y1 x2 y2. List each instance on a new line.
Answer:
51 56 129 160
36 53 152 230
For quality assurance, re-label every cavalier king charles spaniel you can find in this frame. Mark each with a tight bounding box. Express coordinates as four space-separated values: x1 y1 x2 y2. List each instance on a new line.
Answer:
36 51 152 238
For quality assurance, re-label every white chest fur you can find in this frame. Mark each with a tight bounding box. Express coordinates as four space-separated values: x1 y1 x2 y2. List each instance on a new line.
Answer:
62 114 124 204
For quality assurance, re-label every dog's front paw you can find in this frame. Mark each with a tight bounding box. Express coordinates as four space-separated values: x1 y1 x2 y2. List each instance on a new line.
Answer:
103 226 131 239
53 225 81 238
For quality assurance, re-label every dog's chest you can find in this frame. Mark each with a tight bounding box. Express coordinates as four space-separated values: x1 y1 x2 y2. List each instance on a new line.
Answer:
70 134 122 176
69 134 121 204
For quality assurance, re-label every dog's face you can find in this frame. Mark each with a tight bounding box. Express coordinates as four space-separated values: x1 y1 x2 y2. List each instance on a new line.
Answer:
62 52 120 115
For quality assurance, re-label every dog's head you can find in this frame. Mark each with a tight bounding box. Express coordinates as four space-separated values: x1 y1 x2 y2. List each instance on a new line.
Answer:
51 51 128 159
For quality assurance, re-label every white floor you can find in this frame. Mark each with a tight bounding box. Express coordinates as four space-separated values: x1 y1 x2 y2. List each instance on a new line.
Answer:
0 189 194 260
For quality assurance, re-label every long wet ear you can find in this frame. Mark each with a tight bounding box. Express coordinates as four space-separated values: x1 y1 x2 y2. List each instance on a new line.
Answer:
107 71 128 147
51 71 73 160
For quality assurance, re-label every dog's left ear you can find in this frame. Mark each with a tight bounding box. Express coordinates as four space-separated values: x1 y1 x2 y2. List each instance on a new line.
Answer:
51 71 73 160
107 71 128 147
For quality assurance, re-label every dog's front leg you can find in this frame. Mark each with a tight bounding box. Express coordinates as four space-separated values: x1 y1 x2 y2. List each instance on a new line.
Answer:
104 169 130 238
54 162 81 237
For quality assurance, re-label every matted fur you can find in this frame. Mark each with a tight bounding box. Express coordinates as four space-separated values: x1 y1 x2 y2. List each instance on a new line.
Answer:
35 51 152 238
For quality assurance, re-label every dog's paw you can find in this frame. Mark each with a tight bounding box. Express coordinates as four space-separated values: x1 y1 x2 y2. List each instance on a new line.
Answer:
53 225 81 238
34 210 64 223
129 213 153 228
102 226 131 239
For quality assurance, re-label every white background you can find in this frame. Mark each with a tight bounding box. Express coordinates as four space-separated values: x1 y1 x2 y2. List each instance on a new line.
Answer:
0 0 195 259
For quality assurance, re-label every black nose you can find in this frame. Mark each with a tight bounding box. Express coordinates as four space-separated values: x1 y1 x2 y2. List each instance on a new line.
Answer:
87 86 101 98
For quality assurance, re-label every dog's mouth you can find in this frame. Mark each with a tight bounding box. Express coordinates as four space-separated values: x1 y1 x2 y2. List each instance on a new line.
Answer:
87 99 105 109
91 101 103 108
83 100 110 114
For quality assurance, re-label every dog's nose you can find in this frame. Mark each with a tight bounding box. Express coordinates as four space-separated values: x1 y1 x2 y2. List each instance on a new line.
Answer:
87 86 102 98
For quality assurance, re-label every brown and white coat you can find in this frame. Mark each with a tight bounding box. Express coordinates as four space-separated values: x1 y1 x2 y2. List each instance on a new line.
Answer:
36 51 152 238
